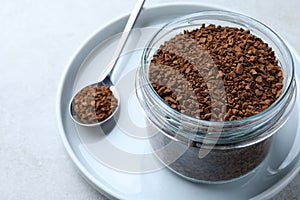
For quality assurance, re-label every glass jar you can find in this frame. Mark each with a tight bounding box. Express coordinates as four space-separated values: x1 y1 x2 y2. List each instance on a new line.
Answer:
136 10 296 183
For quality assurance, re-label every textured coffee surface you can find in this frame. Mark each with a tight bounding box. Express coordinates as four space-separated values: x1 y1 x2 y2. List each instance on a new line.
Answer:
149 24 283 121
72 85 118 124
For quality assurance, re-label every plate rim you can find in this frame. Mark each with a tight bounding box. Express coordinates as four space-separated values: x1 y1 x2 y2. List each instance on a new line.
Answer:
56 2 300 200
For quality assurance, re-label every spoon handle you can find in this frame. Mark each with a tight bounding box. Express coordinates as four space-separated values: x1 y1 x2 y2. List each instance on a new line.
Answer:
106 0 145 80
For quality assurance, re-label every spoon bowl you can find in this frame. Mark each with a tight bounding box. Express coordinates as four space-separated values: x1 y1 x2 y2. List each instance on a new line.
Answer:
69 83 120 127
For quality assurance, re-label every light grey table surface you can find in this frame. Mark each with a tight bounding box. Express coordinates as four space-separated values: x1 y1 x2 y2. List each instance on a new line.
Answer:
1 0 299 199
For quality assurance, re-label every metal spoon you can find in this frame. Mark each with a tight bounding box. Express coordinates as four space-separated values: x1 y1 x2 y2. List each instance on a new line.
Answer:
69 0 145 126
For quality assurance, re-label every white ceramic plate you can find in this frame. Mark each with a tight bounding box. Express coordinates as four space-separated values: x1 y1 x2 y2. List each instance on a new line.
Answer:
57 3 300 200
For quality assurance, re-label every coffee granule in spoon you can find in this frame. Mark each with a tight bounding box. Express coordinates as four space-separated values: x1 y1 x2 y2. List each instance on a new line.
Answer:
71 85 118 124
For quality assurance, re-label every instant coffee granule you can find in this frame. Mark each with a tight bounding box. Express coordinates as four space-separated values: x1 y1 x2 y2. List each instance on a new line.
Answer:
71 85 118 124
149 128 272 182
149 24 283 121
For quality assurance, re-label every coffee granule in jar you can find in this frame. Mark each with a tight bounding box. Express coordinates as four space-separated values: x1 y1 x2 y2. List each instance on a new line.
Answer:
149 24 283 121
149 128 272 182
71 85 118 124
